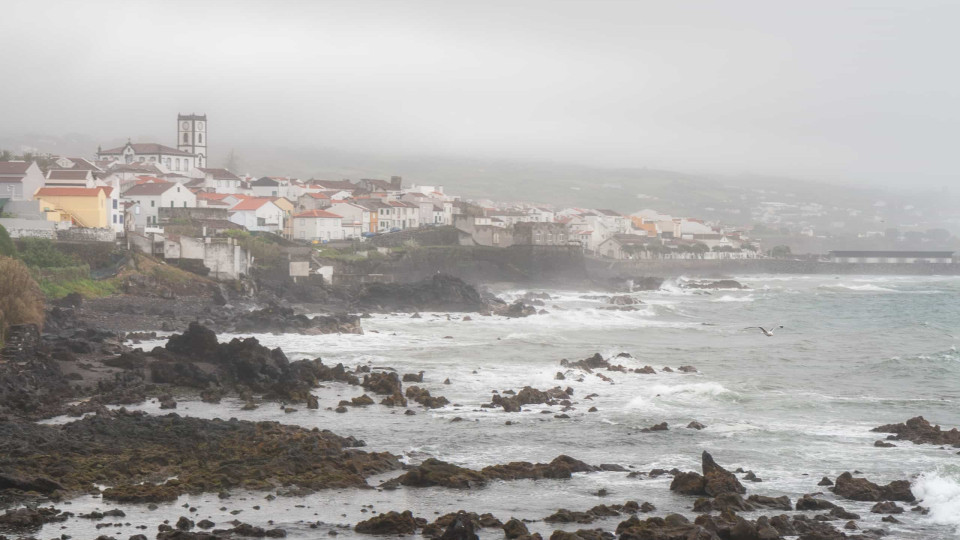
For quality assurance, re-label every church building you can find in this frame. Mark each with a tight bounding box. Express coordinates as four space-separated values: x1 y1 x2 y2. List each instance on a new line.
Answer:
97 113 208 171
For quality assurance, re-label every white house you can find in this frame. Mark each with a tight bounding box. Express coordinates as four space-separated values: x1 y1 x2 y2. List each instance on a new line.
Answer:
0 161 45 201
229 198 284 233
122 181 198 228
292 209 344 242
328 201 374 234
196 168 243 193
45 169 95 188
251 177 288 198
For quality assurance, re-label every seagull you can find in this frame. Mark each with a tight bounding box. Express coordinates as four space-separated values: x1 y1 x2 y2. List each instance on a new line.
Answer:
747 325 783 337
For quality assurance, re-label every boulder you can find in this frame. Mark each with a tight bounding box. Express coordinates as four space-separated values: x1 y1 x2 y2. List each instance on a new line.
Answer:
833 472 915 502
702 451 746 496
354 510 419 535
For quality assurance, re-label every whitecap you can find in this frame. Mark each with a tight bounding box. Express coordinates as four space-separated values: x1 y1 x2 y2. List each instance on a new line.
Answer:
913 470 960 533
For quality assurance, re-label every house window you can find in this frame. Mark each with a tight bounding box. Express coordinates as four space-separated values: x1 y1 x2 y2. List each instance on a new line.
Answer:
151 200 155 207
493 233 500 245
183 201 187 208
183 133 189 143
165 158 171 168
170 201 174 208
176 158 181 170
257 217 266 226
112 199 118 209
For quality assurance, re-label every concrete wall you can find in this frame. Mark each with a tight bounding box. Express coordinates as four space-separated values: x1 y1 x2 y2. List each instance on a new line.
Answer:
159 207 230 222
56 227 117 242
587 257 960 278
368 226 462 247
0 218 55 239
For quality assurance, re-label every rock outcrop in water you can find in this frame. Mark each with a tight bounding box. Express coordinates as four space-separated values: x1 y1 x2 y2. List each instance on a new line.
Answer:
871 416 960 447
380 455 597 489
669 452 745 498
831 472 915 502
354 510 422 535
347 274 489 312
0 410 400 506
218 303 363 335
488 386 573 412
681 279 746 290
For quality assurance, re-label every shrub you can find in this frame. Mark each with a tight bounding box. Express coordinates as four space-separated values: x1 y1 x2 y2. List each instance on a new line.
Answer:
16 238 76 268
0 256 45 340
0 224 15 257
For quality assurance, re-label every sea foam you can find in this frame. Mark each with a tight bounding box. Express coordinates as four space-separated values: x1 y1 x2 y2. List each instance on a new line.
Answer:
913 470 960 533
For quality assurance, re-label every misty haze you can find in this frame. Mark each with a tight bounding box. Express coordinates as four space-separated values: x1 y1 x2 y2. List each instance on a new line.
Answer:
1 2 959 540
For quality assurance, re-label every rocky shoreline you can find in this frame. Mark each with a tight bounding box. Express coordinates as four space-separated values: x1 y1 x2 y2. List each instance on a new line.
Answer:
0 273 950 540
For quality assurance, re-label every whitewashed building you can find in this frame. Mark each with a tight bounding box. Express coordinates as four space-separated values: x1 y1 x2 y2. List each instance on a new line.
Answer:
292 209 344 242
122 181 197 228
228 198 284 233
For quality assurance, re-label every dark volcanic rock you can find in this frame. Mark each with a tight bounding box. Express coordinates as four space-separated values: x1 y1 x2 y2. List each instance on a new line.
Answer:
438 511 479 540
349 274 488 313
832 472 915 502
383 455 597 489
503 518 530 539
682 280 746 290
796 494 837 511
222 303 363 335
872 416 960 446
0 410 400 505
702 451 746 496
381 458 487 489
354 510 419 535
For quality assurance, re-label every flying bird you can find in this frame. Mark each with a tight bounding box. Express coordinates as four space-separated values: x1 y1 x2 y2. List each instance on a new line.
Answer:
747 325 784 337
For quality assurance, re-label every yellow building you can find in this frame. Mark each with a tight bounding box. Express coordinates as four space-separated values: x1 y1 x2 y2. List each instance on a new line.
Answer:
270 196 295 239
35 187 109 228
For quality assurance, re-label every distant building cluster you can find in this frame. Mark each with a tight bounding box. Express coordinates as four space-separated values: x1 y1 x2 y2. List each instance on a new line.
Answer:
0 112 759 261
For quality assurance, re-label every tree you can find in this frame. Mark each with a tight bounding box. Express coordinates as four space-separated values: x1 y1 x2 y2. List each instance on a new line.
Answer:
0 149 12 162
0 224 15 257
224 148 239 172
768 245 792 258
0 257 45 342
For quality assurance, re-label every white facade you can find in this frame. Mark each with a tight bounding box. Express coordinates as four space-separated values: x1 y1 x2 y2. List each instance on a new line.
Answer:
98 142 198 172
122 182 198 228
177 114 207 168
329 202 374 234
0 162 45 201
229 199 285 233
292 211 344 242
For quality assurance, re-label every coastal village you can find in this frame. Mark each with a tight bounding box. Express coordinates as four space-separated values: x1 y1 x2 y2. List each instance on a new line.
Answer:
0 114 766 281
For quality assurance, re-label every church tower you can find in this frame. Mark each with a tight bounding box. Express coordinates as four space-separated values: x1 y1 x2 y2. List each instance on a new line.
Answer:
177 113 207 168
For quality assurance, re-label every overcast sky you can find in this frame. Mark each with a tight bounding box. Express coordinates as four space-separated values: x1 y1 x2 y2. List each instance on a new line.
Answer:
1 0 957 187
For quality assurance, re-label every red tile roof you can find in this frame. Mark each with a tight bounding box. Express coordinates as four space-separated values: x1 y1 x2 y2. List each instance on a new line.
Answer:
197 192 231 200
231 198 274 211
293 209 342 219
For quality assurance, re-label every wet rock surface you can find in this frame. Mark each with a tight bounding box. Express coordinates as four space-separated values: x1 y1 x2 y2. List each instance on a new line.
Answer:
872 416 960 446
216 303 363 335
0 410 399 506
831 472 915 502
346 274 488 313
381 455 598 489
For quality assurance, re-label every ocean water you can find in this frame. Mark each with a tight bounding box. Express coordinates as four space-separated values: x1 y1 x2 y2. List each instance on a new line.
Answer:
28 275 960 539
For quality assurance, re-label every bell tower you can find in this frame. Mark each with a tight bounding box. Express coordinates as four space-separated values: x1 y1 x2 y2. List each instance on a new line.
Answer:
177 113 207 168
